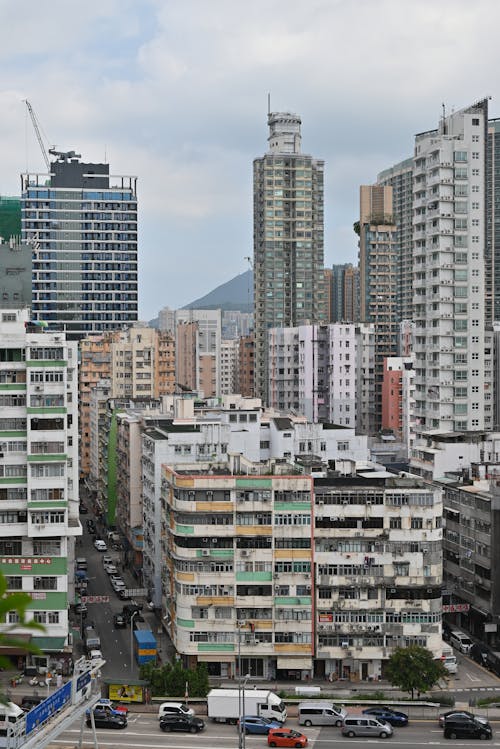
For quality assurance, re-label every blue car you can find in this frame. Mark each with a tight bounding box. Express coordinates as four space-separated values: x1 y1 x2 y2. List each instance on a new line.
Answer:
362 707 408 726
239 716 282 734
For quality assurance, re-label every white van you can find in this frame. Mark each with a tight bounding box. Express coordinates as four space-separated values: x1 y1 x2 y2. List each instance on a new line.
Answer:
0 702 25 743
450 631 473 654
298 701 347 727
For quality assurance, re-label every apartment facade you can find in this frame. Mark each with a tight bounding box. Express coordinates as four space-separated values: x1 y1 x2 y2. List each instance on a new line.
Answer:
381 356 416 450
253 111 326 404
220 339 239 396
79 325 175 479
358 185 399 433
412 99 492 434
268 323 359 427
377 157 414 323
0 307 80 666
160 460 442 680
237 334 255 398
314 471 442 680
21 156 138 339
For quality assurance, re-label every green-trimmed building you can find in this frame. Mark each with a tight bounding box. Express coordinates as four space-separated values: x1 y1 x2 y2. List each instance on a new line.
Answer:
0 307 81 670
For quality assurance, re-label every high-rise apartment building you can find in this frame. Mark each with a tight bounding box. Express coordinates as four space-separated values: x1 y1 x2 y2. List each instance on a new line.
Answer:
0 307 80 667
358 185 398 432
21 155 138 339
268 323 363 427
377 158 414 323
412 99 492 434
175 309 222 397
237 334 255 398
253 112 326 404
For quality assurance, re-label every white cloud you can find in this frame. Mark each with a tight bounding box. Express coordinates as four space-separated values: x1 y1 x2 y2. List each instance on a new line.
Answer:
1 0 500 316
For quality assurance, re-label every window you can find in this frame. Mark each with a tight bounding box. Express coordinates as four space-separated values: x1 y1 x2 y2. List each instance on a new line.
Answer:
411 518 423 529
389 517 402 529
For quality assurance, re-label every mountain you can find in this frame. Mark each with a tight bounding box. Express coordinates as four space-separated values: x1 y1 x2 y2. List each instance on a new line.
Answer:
182 269 253 312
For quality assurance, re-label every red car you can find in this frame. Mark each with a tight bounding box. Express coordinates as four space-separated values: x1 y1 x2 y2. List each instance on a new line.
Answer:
268 728 308 748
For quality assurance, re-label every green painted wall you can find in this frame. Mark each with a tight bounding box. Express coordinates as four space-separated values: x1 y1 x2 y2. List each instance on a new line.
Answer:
236 571 273 582
27 591 67 610
235 478 272 489
177 618 195 628
197 642 234 652
107 410 119 525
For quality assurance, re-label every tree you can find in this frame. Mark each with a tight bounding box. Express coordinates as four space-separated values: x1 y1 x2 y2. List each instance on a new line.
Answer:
385 646 448 698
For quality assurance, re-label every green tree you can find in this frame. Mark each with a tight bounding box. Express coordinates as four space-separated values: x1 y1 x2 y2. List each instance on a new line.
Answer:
385 645 448 698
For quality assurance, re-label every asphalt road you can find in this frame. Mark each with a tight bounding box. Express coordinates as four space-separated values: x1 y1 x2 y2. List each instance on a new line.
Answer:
76 511 144 680
47 715 500 749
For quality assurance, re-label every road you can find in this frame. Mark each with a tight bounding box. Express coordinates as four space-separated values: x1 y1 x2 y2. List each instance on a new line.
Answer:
46 715 500 748
75 509 153 680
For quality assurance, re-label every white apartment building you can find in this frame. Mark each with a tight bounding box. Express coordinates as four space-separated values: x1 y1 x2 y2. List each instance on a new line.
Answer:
410 430 500 481
314 469 442 680
219 339 239 395
413 99 492 434
268 323 375 430
0 308 80 668
176 309 222 396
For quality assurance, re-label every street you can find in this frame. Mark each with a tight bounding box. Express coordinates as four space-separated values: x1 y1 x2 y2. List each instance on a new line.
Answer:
75 507 159 680
47 714 500 748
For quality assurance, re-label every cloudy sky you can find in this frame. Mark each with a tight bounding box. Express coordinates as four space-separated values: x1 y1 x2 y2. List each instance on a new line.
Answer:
0 0 498 319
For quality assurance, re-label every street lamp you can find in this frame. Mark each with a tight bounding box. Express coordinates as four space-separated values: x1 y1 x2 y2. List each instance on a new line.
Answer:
130 611 139 675
237 620 250 749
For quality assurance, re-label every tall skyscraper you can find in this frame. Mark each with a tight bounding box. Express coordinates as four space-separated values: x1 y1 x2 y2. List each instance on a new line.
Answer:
358 185 398 432
253 111 326 404
412 99 492 434
21 154 138 339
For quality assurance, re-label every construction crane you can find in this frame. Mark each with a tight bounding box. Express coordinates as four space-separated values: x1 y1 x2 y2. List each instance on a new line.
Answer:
24 99 51 171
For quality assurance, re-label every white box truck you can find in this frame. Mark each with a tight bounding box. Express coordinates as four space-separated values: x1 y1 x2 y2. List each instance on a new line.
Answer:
441 640 458 674
207 688 287 724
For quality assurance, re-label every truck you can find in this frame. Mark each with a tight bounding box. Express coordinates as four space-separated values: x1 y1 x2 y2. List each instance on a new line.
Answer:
207 688 287 724
441 640 458 674
84 626 101 653
133 629 157 665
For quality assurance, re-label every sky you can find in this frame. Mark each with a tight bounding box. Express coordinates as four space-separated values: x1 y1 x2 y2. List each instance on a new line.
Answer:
0 0 499 319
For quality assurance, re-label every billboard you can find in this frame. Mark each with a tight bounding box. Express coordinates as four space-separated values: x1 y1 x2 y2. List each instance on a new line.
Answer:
108 683 144 703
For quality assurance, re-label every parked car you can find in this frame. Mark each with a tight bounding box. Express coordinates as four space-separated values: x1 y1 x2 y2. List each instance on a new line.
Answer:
240 716 282 734
159 715 205 733
113 613 127 628
75 602 88 616
79 505 88 514
102 555 114 566
111 579 126 592
86 707 127 729
20 696 44 712
268 728 308 747
443 716 492 740
104 564 118 575
362 707 409 726
94 539 107 552
439 710 489 728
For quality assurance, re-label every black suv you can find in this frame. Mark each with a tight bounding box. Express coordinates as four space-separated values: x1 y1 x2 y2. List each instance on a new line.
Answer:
160 715 205 733
113 613 127 628
444 717 492 740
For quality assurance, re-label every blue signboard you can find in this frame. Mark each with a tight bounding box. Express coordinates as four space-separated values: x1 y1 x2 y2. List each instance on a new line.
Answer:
76 670 91 693
26 681 72 735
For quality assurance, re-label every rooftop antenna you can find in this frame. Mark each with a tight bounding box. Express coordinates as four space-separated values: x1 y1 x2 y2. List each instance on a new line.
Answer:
267 92 271 116
442 102 447 135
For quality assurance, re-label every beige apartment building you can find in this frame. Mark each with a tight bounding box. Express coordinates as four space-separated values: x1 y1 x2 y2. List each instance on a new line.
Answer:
79 324 175 478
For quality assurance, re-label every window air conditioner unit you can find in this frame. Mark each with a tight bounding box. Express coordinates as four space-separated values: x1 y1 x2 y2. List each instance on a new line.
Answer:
202 549 210 557
241 550 249 557
341 641 349 648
